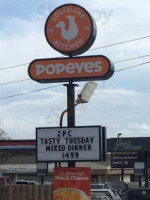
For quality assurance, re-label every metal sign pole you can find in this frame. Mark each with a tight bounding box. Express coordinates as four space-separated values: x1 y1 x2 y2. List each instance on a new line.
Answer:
145 151 148 187
121 168 124 182
41 176 44 185
67 81 75 127
65 81 77 167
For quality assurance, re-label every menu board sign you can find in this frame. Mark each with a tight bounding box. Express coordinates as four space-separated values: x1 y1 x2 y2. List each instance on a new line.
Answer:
36 126 105 162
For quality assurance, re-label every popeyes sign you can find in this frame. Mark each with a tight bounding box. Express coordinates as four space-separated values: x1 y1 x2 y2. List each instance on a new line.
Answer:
28 4 114 83
28 56 114 83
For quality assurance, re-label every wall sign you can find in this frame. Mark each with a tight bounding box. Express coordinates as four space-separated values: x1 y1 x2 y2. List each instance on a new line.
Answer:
36 126 106 162
111 151 139 169
28 55 114 83
45 4 97 56
107 138 144 152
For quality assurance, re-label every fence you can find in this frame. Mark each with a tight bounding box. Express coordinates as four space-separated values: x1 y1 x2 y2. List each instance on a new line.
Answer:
0 185 52 200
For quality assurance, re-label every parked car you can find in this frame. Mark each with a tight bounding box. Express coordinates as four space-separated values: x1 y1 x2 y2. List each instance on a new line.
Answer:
104 181 128 197
14 179 35 185
109 181 126 192
112 190 122 200
91 189 122 200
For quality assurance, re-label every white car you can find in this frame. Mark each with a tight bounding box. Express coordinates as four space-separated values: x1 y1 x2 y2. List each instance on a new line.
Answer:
91 189 122 200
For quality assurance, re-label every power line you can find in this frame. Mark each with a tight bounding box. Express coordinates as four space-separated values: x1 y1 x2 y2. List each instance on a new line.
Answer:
0 61 149 100
115 61 150 72
114 54 150 63
0 84 62 100
89 36 150 51
1 35 150 71
0 63 29 71
0 53 150 74
0 59 150 87
0 79 30 86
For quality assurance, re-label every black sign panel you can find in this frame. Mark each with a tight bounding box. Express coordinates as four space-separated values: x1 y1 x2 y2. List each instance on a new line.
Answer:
111 152 139 169
107 137 150 152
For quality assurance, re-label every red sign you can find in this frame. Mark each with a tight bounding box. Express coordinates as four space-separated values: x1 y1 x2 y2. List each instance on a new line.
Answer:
28 55 114 83
45 4 97 56
54 167 91 200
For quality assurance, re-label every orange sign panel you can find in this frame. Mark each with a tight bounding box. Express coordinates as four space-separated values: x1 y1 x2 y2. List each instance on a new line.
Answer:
54 167 91 200
45 4 97 56
28 55 114 83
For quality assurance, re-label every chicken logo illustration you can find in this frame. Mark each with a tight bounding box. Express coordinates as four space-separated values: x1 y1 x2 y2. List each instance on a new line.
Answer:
56 16 79 43
45 4 97 56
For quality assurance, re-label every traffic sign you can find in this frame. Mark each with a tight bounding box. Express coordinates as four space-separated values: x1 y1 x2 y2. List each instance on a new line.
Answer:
28 55 114 83
45 4 97 56
36 126 106 162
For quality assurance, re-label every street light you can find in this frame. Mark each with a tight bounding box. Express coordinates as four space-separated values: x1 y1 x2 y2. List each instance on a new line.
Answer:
117 133 122 138
60 82 97 127
76 82 97 104
117 133 124 182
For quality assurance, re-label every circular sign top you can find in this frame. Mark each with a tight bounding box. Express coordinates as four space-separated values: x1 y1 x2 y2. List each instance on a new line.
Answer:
45 4 97 56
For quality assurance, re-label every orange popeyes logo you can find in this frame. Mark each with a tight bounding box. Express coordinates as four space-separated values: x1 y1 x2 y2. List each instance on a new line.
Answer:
28 56 114 83
45 4 94 55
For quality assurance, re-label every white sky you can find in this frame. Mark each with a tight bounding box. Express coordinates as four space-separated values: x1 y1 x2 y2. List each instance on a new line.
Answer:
0 0 150 139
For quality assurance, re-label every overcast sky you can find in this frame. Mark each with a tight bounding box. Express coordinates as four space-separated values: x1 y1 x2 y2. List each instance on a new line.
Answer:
0 0 150 139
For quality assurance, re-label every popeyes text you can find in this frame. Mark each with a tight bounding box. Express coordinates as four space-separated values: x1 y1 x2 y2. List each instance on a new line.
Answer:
28 55 114 83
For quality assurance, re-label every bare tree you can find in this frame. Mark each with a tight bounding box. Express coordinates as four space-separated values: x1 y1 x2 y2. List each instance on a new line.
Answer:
0 128 10 140
0 128 11 164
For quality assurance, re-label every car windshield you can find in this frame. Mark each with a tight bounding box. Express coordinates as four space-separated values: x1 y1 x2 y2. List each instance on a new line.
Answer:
91 191 113 200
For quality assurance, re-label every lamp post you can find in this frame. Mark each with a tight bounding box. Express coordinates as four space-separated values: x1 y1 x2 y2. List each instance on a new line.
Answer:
59 82 97 167
60 82 97 128
117 133 124 182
